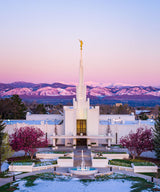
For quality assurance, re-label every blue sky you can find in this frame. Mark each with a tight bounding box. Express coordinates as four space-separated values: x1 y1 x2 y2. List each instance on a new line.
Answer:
0 0 160 86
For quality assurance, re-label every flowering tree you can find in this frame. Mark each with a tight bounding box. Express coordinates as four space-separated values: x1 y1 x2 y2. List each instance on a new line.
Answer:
10 127 48 159
120 127 153 159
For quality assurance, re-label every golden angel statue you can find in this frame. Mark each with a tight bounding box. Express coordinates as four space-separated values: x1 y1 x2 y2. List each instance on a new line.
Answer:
79 40 83 50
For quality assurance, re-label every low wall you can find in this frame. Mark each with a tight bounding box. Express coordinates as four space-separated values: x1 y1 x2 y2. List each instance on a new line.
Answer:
132 164 158 173
36 152 73 159
107 165 133 172
91 152 129 159
9 163 57 172
57 158 73 167
32 164 56 171
92 158 108 167
9 163 35 172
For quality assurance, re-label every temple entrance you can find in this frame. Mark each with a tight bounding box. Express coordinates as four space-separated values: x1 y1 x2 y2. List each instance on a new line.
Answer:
77 120 86 135
76 120 87 146
77 139 87 146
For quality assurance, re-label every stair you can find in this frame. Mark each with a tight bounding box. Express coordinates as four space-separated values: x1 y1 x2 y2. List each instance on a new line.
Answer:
73 147 92 167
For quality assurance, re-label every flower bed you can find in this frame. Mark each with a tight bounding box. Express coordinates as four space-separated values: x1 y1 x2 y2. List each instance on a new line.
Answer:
109 159 132 167
36 151 73 159
92 151 127 154
37 151 68 154
59 157 72 159
132 162 155 166
91 151 129 159
34 161 57 167
93 157 107 159
12 162 33 166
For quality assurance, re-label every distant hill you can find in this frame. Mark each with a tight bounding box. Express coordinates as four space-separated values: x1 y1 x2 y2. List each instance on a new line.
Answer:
0 81 160 98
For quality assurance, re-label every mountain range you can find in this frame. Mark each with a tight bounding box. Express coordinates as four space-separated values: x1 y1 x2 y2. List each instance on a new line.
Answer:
0 81 160 98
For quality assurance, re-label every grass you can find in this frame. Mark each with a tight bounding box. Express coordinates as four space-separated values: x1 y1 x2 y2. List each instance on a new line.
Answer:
109 159 132 167
111 144 123 148
109 159 157 168
0 172 156 192
92 151 126 154
58 156 72 159
93 157 107 159
37 151 68 154
133 162 156 166
0 183 19 192
139 169 160 178
8 156 32 163
12 162 33 166
0 171 10 178
34 161 57 167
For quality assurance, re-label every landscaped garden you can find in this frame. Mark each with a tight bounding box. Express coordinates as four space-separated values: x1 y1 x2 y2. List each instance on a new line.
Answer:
0 172 158 192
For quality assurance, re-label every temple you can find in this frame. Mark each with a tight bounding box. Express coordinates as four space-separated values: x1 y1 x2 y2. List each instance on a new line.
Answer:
62 40 109 146
4 41 154 148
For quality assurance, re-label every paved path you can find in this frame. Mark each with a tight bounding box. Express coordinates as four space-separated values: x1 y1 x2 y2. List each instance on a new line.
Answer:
0 167 69 187
74 148 92 167
97 167 160 186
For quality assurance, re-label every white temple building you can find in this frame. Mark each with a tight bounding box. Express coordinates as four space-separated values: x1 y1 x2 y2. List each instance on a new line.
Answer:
4 42 154 147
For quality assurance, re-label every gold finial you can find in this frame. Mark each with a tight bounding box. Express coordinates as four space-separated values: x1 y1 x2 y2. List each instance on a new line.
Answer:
79 39 83 50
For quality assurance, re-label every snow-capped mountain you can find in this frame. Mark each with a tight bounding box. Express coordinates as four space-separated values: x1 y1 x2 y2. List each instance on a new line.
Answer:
0 82 160 98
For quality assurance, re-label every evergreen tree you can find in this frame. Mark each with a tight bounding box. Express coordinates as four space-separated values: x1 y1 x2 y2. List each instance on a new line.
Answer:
0 120 13 172
153 108 160 159
10 95 27 119
0 120 5 172
0 95 27 119
35 104 47 114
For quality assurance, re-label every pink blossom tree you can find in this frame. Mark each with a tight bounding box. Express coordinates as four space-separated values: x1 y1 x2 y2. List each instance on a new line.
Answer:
10 126 48 159
120 127 153 159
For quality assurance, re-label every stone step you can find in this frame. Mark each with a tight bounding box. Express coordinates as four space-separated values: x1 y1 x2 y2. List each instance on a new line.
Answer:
73 149 92 167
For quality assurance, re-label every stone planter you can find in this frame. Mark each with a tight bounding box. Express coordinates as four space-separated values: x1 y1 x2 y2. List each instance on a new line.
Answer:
92 158 108 167
9 163 35 172
58 158 73 167
132 163 158 173
91 152 129 159
36 152 73 159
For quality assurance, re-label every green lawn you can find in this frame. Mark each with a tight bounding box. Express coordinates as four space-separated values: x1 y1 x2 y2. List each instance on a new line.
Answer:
139 169 160 179
109 159 157 168
58 156 72 159
93 157 107 159
109 159 132 167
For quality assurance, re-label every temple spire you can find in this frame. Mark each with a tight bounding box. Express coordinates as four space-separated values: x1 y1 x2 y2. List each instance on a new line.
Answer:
79 40 84 86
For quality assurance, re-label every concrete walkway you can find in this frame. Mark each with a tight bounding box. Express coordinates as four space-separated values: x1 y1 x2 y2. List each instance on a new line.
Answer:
74 147 92 167
0 167 68 187
98 167 160 186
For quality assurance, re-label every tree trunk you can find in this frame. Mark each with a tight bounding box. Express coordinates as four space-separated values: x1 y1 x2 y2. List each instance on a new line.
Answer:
132 154 136 159
29 152 33 160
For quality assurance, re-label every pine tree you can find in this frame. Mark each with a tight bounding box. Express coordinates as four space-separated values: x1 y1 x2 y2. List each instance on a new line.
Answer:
153 108 160 159
0 120 6 172
0 120 13 172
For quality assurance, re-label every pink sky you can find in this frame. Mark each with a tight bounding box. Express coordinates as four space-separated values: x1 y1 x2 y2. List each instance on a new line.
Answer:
0 1 160 86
